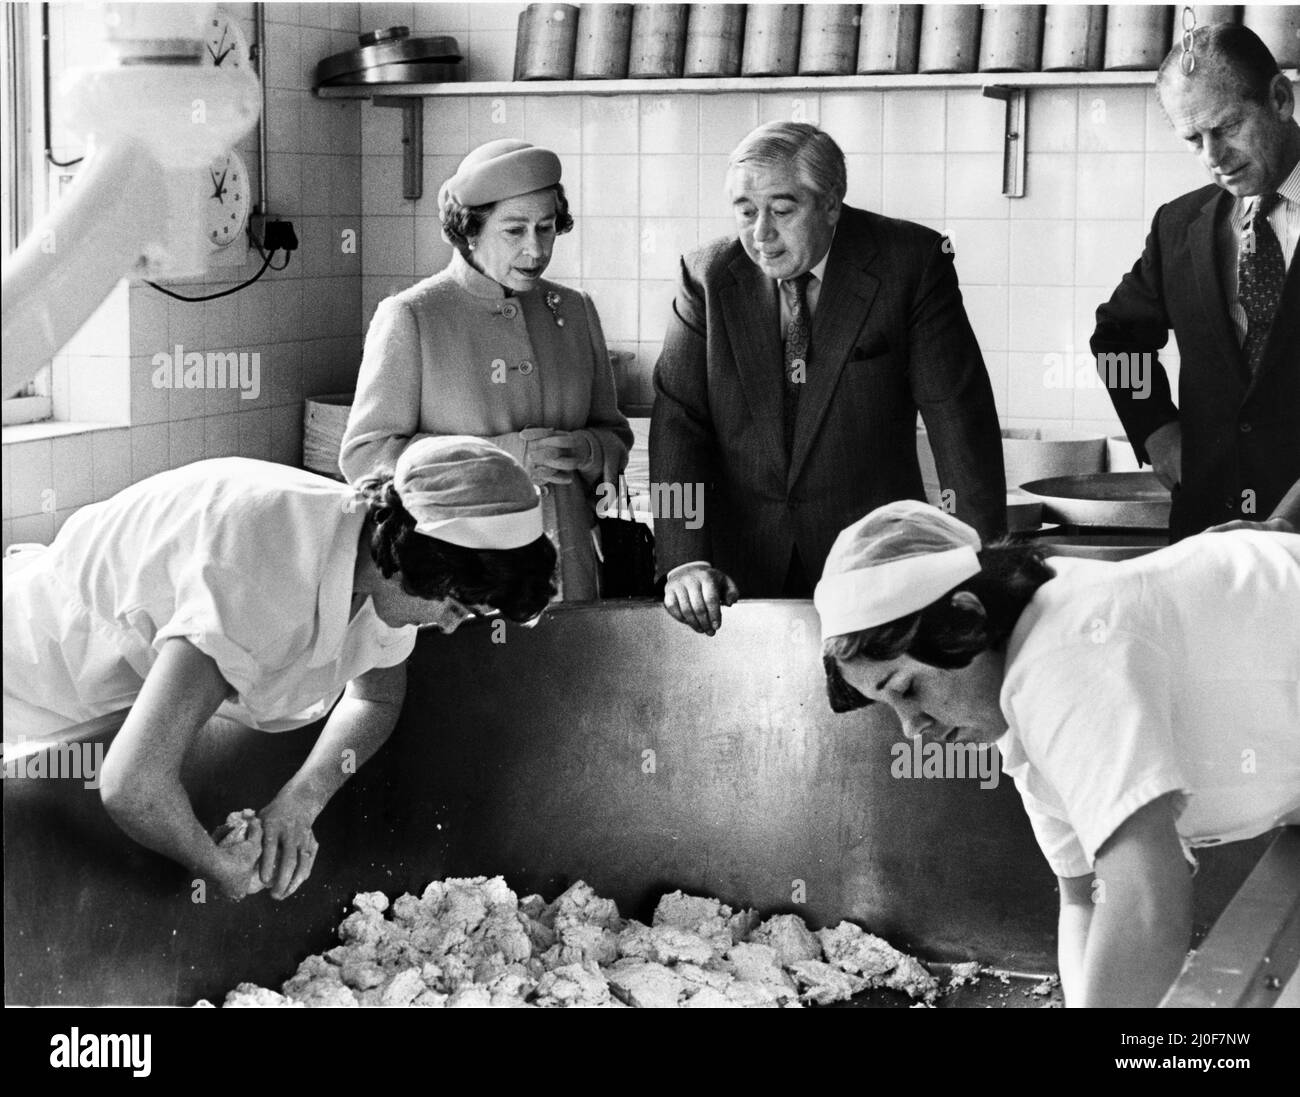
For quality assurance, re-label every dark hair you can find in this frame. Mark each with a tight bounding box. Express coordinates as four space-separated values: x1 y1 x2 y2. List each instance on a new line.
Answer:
822 540 1055 713
439 182 575 256
357 473 557 624
1157 23 1284 107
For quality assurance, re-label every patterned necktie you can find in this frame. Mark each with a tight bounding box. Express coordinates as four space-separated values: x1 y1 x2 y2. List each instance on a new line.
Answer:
1237 192 1285 374
782 272 813 457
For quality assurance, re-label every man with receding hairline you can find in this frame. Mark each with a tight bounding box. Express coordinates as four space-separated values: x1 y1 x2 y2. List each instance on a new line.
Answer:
1092 22 1300 540
650 122 1004 635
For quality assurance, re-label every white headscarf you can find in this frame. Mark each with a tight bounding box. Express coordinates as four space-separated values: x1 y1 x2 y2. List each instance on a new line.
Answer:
814 500 983 641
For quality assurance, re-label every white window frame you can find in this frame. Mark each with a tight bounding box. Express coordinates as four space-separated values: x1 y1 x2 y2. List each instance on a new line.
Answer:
2 1 52 427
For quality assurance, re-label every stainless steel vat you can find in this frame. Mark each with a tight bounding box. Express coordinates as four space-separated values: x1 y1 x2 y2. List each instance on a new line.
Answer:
3 602 1267 1005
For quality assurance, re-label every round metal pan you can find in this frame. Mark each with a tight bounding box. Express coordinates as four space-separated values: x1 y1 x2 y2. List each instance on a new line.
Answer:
315 33 462 85
1019 472 1171 530
323 60 466 85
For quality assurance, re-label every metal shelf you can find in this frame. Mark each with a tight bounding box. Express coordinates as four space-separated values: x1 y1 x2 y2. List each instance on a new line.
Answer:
322 69 1298 202
316 70 1179 99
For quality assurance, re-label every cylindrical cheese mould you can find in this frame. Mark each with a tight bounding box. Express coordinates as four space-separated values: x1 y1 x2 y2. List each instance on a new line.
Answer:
979 5 1044 73
1103 5 1173 70
741 3 803 76
798 4 861 76
856 4 921 74
628 3 689 78
573 3 633 79
1243 5 1300 69
515 3 579 80
918 3 981 74
683 4 746 77
1041 5 1106 71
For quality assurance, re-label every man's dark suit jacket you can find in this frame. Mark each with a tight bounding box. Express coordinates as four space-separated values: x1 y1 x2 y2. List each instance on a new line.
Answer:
1092 184 1300 541
649 205 1006 595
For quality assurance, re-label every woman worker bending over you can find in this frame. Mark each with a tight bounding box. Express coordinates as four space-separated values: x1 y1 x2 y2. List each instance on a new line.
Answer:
341 139 631 601
3 438 554 900
815 500 1300 1007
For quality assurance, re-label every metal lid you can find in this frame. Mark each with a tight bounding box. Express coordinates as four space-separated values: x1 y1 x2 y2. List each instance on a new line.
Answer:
315 33 463 85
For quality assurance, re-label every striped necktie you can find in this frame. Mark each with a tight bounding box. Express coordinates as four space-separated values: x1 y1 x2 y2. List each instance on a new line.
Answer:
1238 192 1285 374
783 272 812 457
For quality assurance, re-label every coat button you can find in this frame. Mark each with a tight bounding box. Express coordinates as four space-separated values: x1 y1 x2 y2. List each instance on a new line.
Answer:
502 303 518 319
539 484 550 497
1239 422 1252 433
518 360 534 375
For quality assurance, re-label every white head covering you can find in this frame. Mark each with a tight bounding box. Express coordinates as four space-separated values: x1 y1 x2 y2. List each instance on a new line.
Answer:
814 500 983 641
394 436 543 550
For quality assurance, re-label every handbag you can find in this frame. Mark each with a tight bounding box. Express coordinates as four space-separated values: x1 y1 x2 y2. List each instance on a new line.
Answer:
596 477 659 598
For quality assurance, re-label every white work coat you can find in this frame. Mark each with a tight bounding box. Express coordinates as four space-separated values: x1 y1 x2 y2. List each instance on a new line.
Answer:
2 459 416 742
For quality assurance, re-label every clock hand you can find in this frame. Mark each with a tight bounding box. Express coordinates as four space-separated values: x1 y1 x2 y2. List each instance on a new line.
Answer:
215 43 236 66
209 168 223 198
215 168 229 202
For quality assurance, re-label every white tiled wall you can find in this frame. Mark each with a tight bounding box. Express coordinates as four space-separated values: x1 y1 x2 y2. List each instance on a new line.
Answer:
3 2 365 550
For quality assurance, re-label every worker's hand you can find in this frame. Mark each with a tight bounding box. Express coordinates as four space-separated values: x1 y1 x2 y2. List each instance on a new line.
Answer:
209 810 266 900
521 427 591 486
1143 422 1182 492
1205 516 1296 534
663 563 740 636
257 788 322 900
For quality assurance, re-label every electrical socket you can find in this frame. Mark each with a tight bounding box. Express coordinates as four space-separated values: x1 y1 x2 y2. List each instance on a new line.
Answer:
249 214 298 253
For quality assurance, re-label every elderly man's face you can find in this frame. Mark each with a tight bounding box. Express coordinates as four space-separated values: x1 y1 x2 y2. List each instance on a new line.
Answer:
1162 69 1297 197
836 651 1008 745
727 162 840 281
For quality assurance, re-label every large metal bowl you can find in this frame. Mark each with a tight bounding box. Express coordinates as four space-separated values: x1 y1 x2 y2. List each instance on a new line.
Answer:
1020 472 1171 529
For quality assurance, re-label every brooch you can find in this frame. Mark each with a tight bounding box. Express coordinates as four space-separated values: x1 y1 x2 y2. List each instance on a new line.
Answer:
544 291 565 327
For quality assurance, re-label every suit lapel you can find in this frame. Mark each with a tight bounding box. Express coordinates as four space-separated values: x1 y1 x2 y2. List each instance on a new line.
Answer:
788 214 880 486
721 255 788 475
1189 189 1250 391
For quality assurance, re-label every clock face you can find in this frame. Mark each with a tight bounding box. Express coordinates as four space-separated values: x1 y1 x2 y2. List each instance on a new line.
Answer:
204 11 250 70
206 150 250 249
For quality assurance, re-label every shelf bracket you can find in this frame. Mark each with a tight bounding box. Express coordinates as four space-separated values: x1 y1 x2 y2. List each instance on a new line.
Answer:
373 96 423 200
982 85 1027 199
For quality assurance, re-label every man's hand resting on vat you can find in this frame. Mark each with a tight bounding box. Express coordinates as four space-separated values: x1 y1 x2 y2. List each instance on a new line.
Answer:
663 562 740 636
